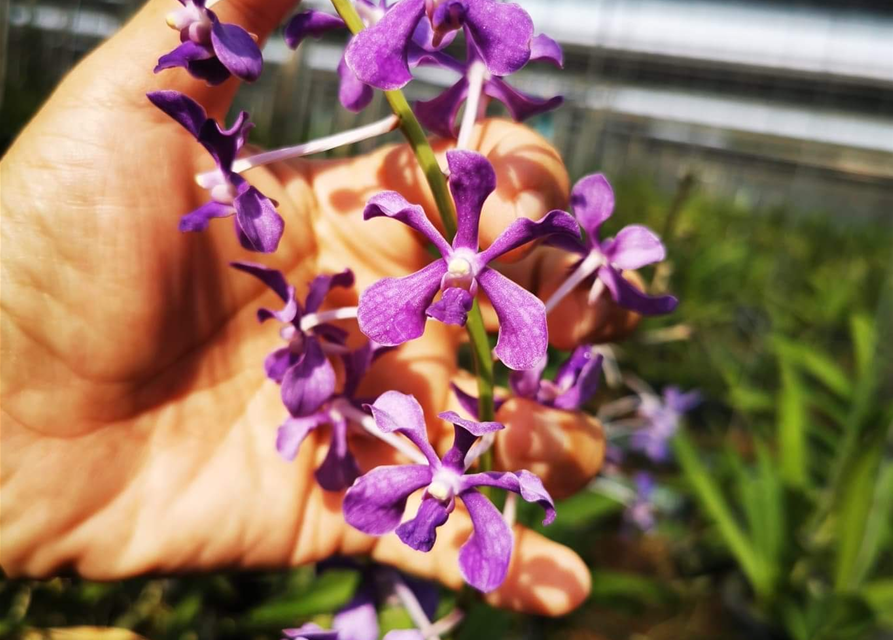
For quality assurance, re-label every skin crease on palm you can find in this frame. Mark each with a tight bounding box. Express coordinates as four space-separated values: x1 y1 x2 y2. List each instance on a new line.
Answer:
0 0 612 617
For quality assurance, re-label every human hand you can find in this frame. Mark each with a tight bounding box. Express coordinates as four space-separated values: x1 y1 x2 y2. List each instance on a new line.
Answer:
0 0 603 616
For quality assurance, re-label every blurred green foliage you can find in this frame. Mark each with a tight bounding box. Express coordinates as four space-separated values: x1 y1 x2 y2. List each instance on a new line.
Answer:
2 172 891 639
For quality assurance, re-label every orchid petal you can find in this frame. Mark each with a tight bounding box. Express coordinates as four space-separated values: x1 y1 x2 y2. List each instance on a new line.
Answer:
552 349 603 411
478 210 579 266
281 339 336 417
363 191 451 256
530 33 564 68
445 150 495 251
305 268 355 313
178 200 233 232
276 413 326 461
603 225 666 270
333 587 379 640
210 19 263 82
367 391 440 467
147 90 208 138
315 417 361 491
343 464 434 534
571 173 615 240
598 265 678 315
345 0 426 90
462 470 555 525
233 182 284 253
414 78 469 139
264 347 301 383
426 287 473 326
457 489 513 592
464 0 534 76
508 355 547 399
484 78 563 123
476 268 548 371
284 11 346 49
396 497 451 552
337 56 375 113
358 260 448 346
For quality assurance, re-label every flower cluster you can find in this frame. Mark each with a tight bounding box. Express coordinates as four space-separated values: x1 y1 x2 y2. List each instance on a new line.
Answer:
147 0 684 634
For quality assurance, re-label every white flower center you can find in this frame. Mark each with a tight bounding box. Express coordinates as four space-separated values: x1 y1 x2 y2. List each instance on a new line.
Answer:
447 257 472 277
427 480 452 502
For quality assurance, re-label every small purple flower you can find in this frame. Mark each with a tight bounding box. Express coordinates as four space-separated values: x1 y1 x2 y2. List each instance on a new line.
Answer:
630 386 701 462
414 34 564 139
147 91 284 252
232 262 375 490
357 150 579 370
551 174 678 315
156 0 263 85
625 472 657 532
282 624 340 640
345 0 535 91
343 391 556 592
508 346 603 411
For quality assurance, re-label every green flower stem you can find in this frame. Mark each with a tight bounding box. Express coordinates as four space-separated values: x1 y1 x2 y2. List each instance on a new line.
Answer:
329 0 496 435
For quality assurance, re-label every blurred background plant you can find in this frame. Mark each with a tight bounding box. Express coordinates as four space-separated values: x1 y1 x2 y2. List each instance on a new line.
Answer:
2 0 892 638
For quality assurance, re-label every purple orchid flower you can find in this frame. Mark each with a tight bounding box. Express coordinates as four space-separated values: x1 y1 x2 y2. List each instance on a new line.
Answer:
414 34 564 139
630 386 701 462
282 624 340 640
550 174 678 315
625 472 657 532
231 262 376 490
156 0 263 85
147 91 284 252
343 391 556 592
508 346 604 411
345 0 535 91
357 150 579 371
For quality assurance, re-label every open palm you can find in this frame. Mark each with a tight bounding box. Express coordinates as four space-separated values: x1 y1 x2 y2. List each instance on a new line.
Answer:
0 0 599 616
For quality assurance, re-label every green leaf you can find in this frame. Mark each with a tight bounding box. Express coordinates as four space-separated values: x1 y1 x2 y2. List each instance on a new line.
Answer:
243 569 361 628
861 580 893 628
850 314 877 382
778 361 809 489
456 603 512 640
834 429 889 591
772 335 853 399
673 431 772 599
589 570 677 608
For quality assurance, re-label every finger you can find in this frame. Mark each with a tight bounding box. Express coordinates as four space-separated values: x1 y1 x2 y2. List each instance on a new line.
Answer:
61 0 300 116
367 494 591 617
494 398 605 499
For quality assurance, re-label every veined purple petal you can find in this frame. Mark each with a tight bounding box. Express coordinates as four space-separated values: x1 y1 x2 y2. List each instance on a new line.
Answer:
147 90 208 138
457 489 513 592
187 56 233 86
316 416 361 491
603 225 666 270
414 77 469 139
464 0 533 76
484 78 563 123
571 173 615 240
451 382 482 419
508 355 547 399
358 260 448 346
426 287 473 326
552 350 603 411
210 20 263 82
178 200 233 232
530 33 564 68
461 470 555 525
439 411 504 471
265 347 301 383
363 191 451 256
447 150 495 251
345 0 426 90
438 412 504 437
281 339 336 417
477 268 548 371
305 268 355 313
343 464 434 535
233 182 284 253
284 11 346 49
337 56 375 113
396 497 451 552
367 391 440 467
598 265 679 315
276 413 326 461
544 234 588 256
477 210 579 266
333 587 379 640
